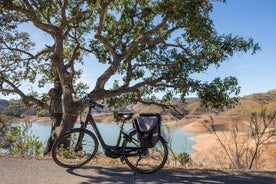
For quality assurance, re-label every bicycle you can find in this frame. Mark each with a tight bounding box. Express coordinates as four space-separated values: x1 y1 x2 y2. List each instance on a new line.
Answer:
51 96 168 174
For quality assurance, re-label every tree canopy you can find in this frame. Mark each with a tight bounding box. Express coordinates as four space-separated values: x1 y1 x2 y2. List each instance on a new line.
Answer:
0 0 260 113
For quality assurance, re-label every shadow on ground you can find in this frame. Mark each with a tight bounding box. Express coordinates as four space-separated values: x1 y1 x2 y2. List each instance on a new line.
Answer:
67 166 276 184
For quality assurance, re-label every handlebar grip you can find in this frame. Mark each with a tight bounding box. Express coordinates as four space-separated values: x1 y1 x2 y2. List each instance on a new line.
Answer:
96 103 104 109
82 94 104 108
82 94 91 103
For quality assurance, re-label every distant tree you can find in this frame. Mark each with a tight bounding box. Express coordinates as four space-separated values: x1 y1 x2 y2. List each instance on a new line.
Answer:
0 0 260 153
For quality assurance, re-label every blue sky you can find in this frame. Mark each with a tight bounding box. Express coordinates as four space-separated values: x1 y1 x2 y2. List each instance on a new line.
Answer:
1 0 276 100
205 0 276 96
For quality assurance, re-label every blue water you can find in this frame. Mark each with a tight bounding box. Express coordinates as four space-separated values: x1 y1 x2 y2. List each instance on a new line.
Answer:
11 123 198 154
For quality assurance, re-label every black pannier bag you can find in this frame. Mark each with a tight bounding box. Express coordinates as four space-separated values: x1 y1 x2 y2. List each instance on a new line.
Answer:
133 113 161 148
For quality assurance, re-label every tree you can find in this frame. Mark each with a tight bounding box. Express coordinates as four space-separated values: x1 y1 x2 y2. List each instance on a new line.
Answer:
0 0 260 153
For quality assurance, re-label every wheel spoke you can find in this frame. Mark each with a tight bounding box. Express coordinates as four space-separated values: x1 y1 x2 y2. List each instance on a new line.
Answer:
122 130 168 174
52 129 98 168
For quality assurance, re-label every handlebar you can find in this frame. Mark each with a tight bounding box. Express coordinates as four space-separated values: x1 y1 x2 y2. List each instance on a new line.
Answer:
92 102 104 109
82 94 104 109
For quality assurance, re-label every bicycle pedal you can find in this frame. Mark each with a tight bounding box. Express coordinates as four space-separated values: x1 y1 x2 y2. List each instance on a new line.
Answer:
120 157 125 162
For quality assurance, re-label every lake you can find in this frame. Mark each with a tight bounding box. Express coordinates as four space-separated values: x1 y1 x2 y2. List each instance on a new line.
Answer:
10 122 198 154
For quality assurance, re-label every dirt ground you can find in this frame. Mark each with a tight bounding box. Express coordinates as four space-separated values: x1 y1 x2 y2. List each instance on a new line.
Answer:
0 155 275 184
181 120 276 170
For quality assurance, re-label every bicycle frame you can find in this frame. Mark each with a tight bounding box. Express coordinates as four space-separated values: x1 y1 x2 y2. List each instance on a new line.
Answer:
79 104 137 156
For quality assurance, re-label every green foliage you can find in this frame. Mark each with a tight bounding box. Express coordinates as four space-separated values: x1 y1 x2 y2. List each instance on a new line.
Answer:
3 100 23 117
73 81 90 100
0 120 43 156
0 114 9 149
106 92 138 110
36 109 49 117
177 152 191 165
0 114 8 123
0 0 260 115
197 77 240 109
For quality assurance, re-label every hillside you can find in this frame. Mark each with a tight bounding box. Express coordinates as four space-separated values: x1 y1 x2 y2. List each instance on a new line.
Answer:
2 89 276 123
0 99 9 111
218 89 276 121
0 99 37 118
125 89 276 121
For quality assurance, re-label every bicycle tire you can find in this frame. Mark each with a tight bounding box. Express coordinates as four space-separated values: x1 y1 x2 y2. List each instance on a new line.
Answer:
52 128 98 168
122 130 168 174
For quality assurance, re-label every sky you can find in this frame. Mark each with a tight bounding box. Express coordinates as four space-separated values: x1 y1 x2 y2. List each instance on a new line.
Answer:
205 0 276 96
1 0 276 100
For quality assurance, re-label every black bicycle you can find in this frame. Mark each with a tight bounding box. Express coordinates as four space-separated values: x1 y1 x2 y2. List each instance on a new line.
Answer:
52 96 168 174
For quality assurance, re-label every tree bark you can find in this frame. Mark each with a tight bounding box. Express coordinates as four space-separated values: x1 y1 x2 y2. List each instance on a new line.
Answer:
43 78 63 155
43 75 80 154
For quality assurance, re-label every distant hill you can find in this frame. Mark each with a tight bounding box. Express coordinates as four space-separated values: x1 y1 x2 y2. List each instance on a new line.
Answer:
180 90 276 122
220 89 276 121
101 90 276 122
1 89 276 121
0 99 37 117
0 99 9 111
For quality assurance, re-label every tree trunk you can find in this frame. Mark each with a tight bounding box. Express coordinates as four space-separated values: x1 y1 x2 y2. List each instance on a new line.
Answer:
43 78 63 155
43 32 80 154
58 72 79 136
43 75 80 154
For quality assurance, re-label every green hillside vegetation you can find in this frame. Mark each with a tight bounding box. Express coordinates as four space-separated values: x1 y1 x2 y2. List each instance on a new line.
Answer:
221 90 276 121
175 90 276 122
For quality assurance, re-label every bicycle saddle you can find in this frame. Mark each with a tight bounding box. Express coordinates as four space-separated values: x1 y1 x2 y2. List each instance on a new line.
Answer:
115 112 134 121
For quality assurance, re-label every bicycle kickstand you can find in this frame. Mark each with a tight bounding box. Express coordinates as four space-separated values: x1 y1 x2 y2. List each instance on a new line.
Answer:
132 155 142 180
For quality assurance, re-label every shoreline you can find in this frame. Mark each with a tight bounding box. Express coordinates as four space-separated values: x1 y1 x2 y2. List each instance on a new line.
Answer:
9 113 116 124
182 121 276 170
10 116 52 124
8 116 276 170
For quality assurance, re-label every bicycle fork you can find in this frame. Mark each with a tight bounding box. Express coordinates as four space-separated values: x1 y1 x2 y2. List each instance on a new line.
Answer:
74 131 85 152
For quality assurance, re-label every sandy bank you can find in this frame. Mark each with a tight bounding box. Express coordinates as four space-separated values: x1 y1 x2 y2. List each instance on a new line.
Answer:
183 121 276 170
11 116 52 124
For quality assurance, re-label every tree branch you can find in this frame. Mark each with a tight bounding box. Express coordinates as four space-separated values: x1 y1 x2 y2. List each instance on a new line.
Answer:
0 75 47 109
121 17 168 59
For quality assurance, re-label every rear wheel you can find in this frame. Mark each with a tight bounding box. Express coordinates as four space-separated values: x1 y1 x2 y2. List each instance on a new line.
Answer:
52 129 98 168
122 130 168 174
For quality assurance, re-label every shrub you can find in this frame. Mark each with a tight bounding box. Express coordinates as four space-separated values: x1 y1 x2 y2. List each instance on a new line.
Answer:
202 108 276 170
36 109 49 117
177 152 190 165
0 119 43 156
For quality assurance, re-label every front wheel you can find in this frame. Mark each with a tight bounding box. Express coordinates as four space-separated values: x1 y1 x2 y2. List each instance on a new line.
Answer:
122 130 168 174
52 128 98 168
